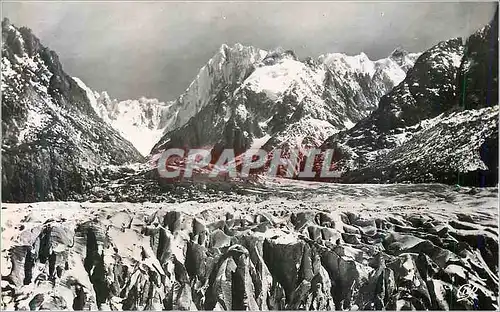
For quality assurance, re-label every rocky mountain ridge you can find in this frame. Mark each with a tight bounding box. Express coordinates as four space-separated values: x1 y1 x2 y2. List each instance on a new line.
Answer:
1 11 498 193
321 11 498 185
151 45 420 158
1 19 143 202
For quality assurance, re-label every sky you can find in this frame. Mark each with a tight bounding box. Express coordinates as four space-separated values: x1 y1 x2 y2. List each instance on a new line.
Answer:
2 1 497 102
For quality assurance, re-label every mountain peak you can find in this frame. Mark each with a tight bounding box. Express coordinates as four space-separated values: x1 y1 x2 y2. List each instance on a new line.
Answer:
389 46 409 59
2 17 11 28
387 46 421 70
261 47 298 65
217 43 262 57
358 51 370 59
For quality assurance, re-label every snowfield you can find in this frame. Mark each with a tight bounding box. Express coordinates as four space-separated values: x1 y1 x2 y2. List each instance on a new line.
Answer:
1 182 498 310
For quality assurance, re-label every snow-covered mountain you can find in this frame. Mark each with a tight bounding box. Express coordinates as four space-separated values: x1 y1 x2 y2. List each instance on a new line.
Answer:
1 19 143 202
151 45 419 157
2 9 497 201
102 96 171 156
1 11 499 312
321 11 499 185
70 79 171 156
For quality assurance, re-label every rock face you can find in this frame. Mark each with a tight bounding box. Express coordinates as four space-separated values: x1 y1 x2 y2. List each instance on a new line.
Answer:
151 45 419 157
2 183 498 310
1 20 143 202
321 14 499 185
457 8 498 110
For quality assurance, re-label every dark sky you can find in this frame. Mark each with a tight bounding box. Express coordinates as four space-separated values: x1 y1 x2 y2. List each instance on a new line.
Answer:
2 1 497 102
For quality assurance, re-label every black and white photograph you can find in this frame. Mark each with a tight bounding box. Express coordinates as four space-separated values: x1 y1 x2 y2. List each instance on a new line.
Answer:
1 1 498 310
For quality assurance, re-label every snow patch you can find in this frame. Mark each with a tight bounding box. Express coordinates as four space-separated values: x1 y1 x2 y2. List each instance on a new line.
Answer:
244 59 308 101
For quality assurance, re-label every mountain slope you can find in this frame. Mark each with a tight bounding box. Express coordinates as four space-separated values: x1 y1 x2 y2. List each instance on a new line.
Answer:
343 107 498 184
1 19 143 202
321 14 499 185
151 45 419 158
